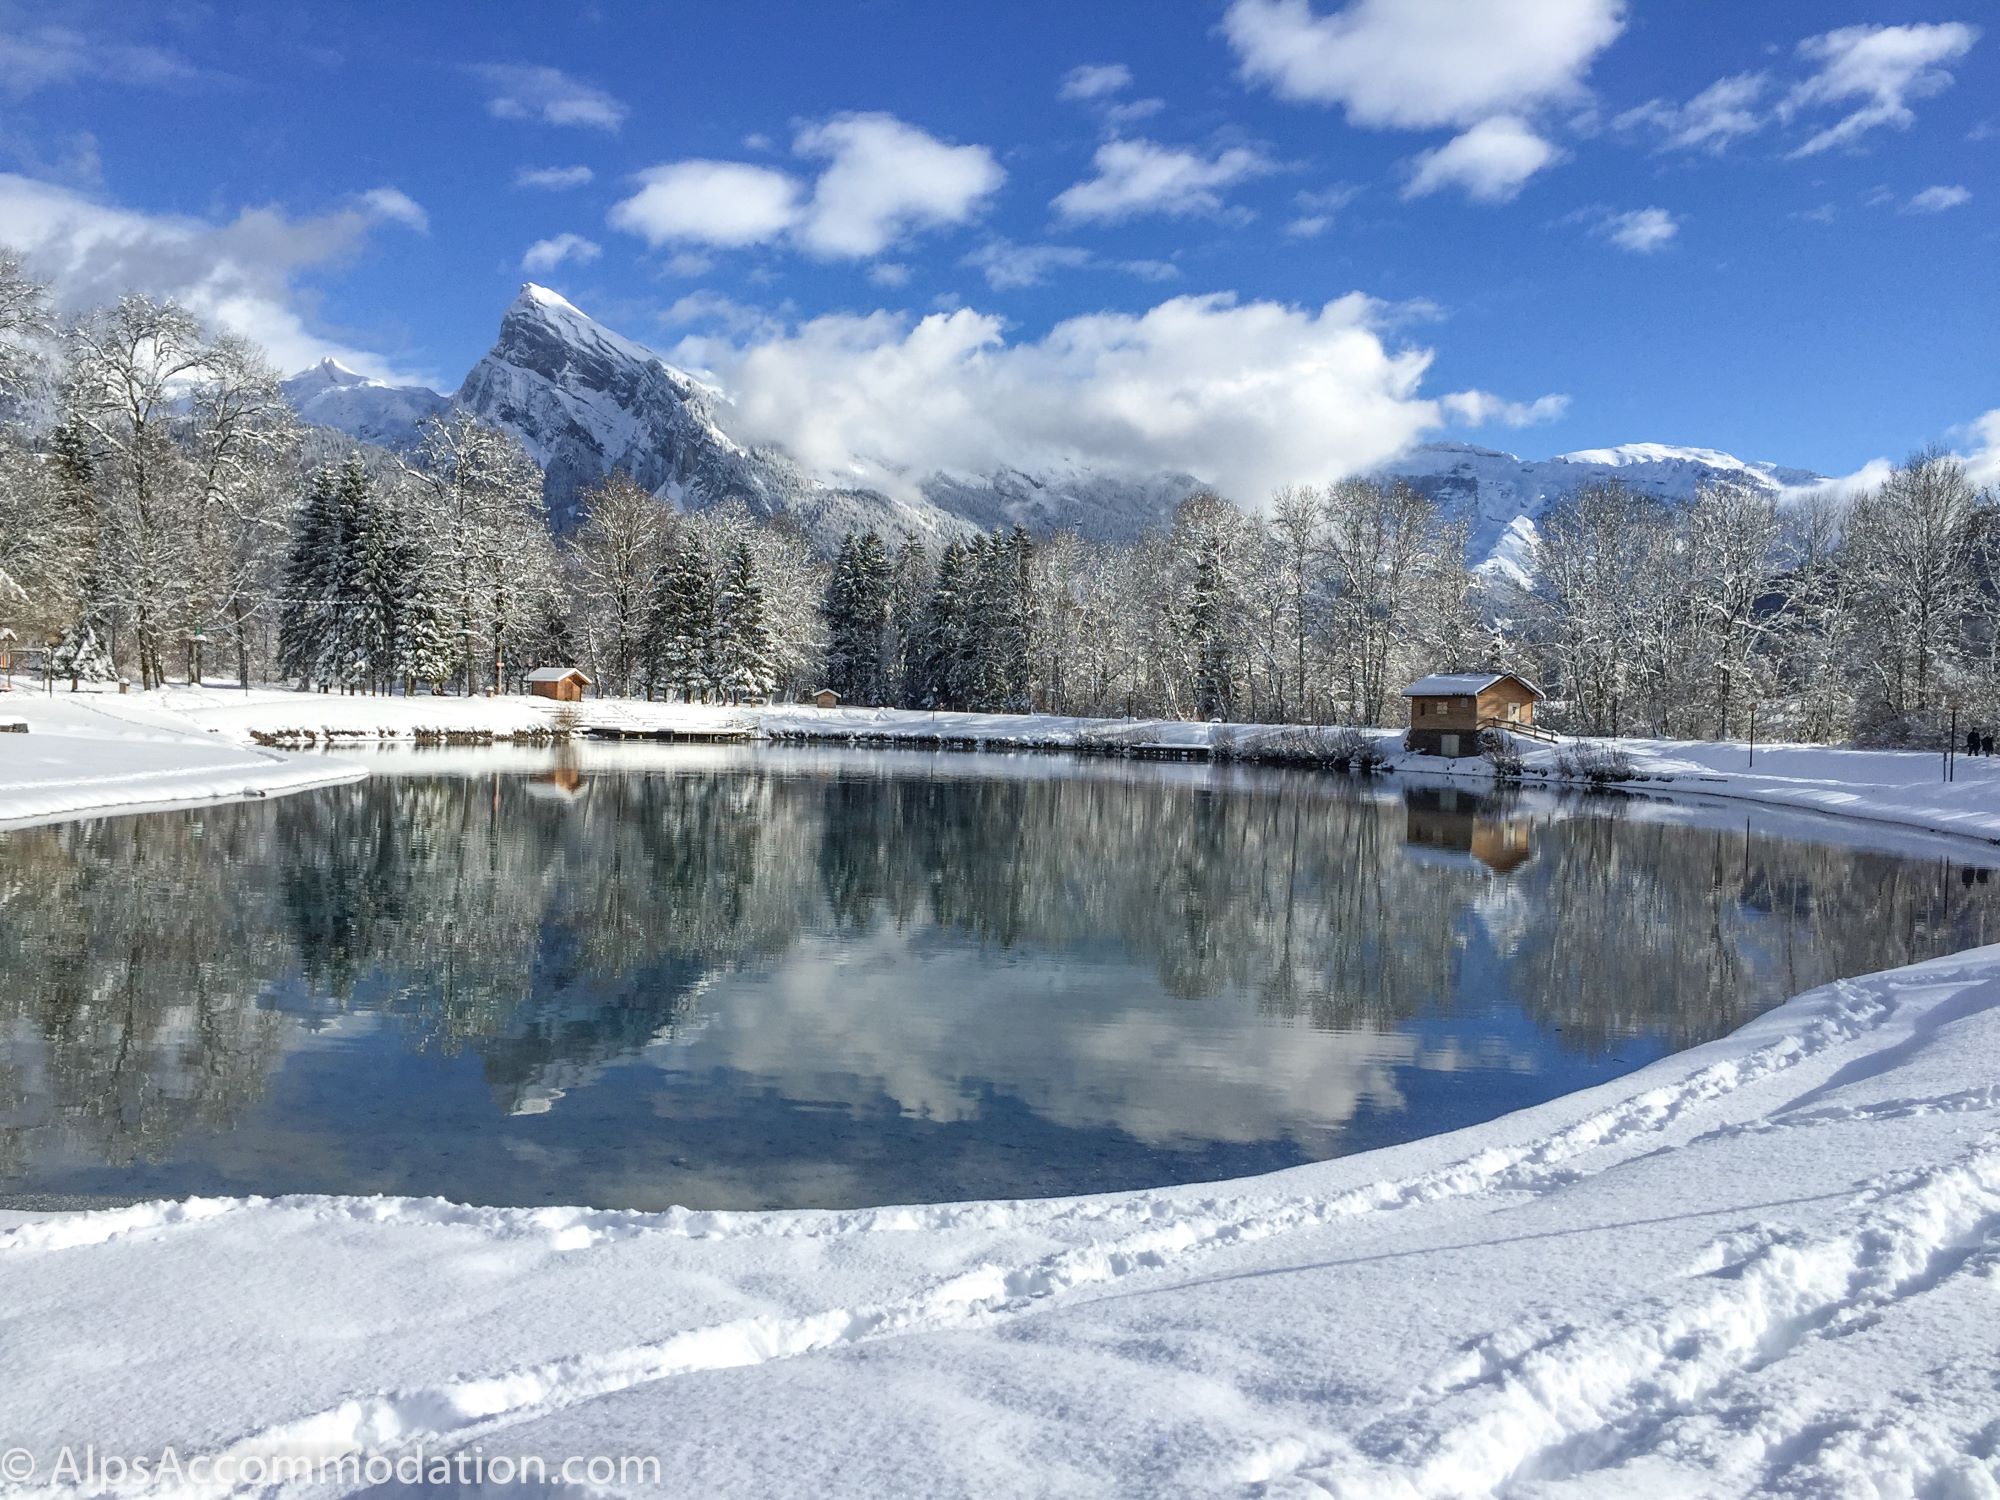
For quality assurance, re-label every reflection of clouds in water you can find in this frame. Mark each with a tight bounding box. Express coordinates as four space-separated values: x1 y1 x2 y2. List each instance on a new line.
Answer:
658 926 1419 1147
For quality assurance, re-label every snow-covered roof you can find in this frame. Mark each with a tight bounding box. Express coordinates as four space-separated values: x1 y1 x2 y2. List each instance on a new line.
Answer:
1403 672 1542 698
524 666 590 683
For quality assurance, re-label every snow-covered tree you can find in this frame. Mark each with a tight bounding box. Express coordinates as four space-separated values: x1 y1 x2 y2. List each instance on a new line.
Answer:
714 541 774 703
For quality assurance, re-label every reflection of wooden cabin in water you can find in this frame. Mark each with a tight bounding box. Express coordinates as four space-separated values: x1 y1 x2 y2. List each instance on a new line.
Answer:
526 666 591 702
524 764 587 803
1403 672 1545 757
1403 787 1535 874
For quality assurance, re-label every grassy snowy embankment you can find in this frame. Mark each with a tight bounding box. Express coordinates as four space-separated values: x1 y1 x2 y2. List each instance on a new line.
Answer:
7 685 2000 848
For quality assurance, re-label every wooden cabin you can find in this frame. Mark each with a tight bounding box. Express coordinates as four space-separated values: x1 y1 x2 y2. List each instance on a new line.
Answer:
1403 671 1543 757
525 666 591 702
810 687 842 709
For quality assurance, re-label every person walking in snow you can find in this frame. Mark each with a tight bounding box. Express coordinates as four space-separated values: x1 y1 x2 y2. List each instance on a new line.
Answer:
1968 728 1981 759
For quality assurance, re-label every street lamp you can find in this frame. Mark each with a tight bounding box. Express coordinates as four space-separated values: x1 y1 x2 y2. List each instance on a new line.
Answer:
1948 694 1964 783
0 626 15 693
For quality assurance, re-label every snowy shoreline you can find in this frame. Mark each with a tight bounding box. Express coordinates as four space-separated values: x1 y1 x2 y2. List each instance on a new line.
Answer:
5 687 2000 1495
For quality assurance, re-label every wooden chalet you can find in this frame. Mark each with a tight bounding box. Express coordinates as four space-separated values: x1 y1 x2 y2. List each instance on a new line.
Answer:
1403 671 1546 758
525 666 591 702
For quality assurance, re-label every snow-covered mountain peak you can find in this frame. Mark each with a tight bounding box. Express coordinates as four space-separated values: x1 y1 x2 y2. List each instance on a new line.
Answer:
280 288 1826 561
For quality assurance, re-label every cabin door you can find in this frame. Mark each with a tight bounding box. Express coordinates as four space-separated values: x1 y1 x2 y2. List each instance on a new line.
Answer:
1440 733 1461 758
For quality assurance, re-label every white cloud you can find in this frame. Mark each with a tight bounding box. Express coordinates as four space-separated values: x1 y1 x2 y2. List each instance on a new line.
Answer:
0 172 428 383
1783 23 1979 157
1054 138 1275 223
607 114 1001 261
471 63 627 131
672 291 1547 503
514 164 594 191
793 113 1004 258
1905 184 1971 213
1223 0 1625 130
521 232 601 271
963 241 1094 289
1441 390 1570 427
1963 410 2000 491
358 187 428 234
1286 215 1331 238
1059 63 1133 101
1598 205 1678 252
659 291 786 343
608 160 802 248
868 262 911 288
0 22 209 98
1616 72 1768 153
1403 117 1560 203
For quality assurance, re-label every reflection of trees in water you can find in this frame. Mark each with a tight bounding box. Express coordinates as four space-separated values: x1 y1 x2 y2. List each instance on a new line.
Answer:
3 763 1998 1171
0 813 292 1172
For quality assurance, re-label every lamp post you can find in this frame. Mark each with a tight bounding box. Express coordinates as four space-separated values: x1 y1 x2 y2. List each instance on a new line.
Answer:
1948 695 1963 783
0 626 15 693
1747 699 1756 769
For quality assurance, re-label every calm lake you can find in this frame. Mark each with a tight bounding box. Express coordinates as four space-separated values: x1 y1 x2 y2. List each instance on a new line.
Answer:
3 746 1996 1211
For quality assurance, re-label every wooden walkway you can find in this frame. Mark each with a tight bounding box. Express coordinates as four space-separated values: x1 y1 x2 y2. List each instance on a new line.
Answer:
578 705 754 742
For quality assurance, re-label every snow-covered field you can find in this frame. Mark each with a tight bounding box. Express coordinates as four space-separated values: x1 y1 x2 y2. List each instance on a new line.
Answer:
4 685 1999 1497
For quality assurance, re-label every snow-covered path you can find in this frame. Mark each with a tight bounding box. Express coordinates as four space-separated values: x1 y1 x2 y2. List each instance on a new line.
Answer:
3 952 1996 1498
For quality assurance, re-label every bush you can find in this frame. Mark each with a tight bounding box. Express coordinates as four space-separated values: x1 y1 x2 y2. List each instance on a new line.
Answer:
1555 741 1636 785
1480 729 1527 780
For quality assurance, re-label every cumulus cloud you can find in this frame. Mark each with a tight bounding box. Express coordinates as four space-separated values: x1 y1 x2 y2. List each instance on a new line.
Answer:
868 262 911 288
1783 23 1979 157
358 187 428 233
0 173 428 383
792 113 1004 257
608 160 802 248
1059 63 1133 101
521 232 600 271
1596 205 1678 252
608 114 1001 261
671 291 1551 503
1616 72 1768 154
1223 0 1624 130
1905 184 1971 213
1403 117 1560 202
1441 390 1570 427
1963 410 2000 491
514 164 594 191
1054 139 1275 223
471 63 627 131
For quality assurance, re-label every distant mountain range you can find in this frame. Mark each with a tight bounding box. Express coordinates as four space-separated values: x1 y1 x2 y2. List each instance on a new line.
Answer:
282 284 1827 567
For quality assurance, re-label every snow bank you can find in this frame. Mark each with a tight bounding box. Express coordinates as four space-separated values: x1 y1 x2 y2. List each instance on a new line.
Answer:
0 691 363 828
2 948 1995 1496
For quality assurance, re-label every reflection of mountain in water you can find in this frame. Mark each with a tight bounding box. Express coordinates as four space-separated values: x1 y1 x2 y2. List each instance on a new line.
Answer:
2 755 1997 1191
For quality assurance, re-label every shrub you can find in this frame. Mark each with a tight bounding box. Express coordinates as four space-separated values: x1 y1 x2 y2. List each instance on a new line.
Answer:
1480 729 1526 780
1555 741 1636 785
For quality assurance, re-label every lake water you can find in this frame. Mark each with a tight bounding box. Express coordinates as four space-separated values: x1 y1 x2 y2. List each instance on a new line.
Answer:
3 746 1996 1212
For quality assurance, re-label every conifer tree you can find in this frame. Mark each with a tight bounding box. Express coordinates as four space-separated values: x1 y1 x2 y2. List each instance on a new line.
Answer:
716 541 774 704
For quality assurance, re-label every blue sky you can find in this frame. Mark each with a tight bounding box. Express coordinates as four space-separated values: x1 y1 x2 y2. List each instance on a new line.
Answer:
2 0 1994 492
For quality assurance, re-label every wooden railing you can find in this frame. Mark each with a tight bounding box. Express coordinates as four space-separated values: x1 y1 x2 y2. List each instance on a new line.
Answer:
1478 715 1558 743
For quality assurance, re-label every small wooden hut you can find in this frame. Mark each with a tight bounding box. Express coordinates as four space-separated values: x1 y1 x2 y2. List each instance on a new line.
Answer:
525 666 591 702
1403 671 1543 757
810 687 842 709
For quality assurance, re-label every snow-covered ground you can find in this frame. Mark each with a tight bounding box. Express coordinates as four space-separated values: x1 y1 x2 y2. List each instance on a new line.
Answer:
0 685 364 828
4 685 1999 1497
